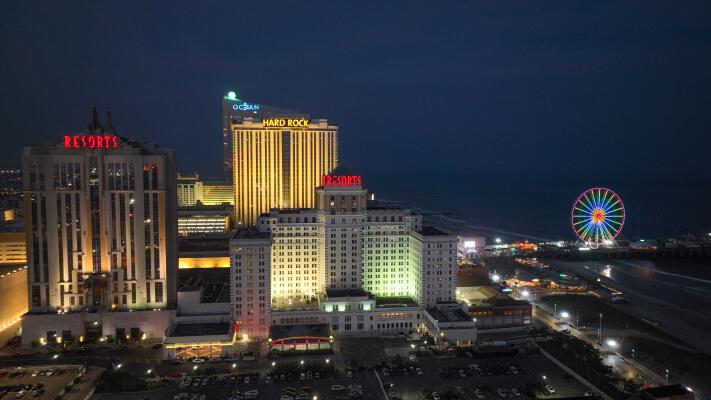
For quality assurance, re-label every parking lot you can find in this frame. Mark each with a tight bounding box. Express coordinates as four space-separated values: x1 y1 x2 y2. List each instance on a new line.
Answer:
381 352 591 400
0 365 83 400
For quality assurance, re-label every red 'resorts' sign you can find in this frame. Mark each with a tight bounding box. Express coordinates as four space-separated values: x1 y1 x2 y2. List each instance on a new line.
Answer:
321 175 362 187
64 135 119 149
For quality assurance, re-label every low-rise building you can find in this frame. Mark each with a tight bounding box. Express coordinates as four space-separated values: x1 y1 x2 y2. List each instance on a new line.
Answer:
467 296 532 340
422 302 477 347
178 204 232 236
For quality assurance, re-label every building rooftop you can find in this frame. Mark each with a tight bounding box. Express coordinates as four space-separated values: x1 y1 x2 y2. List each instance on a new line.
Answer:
420 226 452 236
457 267 493 287
427 306 472 323
178 268 229 293
272 297 322 312
375 296 419 308
486 296 531 308
233 228 271 240
178 204 232 212
178 237 230 253
367 201 404 211
638 384 693 399
169 322 231 337
325 288 372 299
269 323 330 341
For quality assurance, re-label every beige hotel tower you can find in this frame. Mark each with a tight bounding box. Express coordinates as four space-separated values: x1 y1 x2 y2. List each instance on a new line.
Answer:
232 116 338 226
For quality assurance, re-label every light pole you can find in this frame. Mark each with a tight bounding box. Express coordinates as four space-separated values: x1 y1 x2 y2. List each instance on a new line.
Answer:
599 313 603 344
554 303 557 316
631 348 635 360
665 369 669 384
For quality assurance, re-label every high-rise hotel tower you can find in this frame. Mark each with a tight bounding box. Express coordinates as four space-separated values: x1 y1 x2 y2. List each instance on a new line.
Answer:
231 114 338 226
21 110 176 343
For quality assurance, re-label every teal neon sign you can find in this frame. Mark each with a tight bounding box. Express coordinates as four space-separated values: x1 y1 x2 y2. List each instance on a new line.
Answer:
225 91 260 111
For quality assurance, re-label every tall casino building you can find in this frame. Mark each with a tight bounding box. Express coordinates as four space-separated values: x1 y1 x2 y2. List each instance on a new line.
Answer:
224 91 339 226
21 109 176 344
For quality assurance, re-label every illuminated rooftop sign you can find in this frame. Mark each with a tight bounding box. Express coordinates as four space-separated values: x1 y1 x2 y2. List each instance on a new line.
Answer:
232 103 260 111
321 175 362 187
64 135 119 149
262 118 309 128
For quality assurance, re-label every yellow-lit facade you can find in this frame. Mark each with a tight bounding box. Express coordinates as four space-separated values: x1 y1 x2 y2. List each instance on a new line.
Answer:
0 233 26 265
0 266 27 345
201 183 233 205
178 256 230 269
232 118 338 226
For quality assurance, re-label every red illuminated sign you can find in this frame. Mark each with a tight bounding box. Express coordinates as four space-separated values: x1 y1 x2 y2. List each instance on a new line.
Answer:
64 135 119 149
321 175 362 187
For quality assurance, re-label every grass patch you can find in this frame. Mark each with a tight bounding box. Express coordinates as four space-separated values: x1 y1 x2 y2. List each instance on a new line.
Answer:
95 370 154 393
620 336 711 396
538 294 687 345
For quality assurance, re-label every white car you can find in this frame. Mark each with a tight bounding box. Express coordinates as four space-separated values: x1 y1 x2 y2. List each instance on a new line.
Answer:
497 388 507 398
545 385 556 394
511 388 521 397
458 369 467 378
191 358 205 364
244 390 259 399
415 367 423 375
331 385 345 392
432 392 441 400
474 389 485 399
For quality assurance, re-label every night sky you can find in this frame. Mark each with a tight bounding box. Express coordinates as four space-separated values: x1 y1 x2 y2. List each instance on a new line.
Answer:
2 1 710 238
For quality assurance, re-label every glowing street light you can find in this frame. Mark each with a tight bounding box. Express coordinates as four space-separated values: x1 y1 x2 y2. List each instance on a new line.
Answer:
410 344 416 349
520 289 530 297
300 360 304 365
560 311 570 319
542 375 547 380
232 363 237 369
325 359 330 364
116 363 123 369
606 339 618 348
491 274 501 282
146 369 152 375
193 365 198 371
52 354 59 360
495 238 502 244
271 361 276 367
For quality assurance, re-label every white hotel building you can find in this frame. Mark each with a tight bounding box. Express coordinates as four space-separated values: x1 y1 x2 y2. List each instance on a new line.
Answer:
230 175 474 345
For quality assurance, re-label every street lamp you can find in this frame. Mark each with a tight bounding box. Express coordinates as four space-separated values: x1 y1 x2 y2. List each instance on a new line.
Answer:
193 365 198 371
232 363 237 369
495 238 502 244
631 348 635 359
146 369 152 376
542 375 547 380
492 274 501 283
271 361 276 367
599 313 603 344
325 359 330 364
665 369 669 384
300 360 304 365
410 344 415 349
606 339 618 349
560 311 570 319
116 363 123 370
521 289 530 297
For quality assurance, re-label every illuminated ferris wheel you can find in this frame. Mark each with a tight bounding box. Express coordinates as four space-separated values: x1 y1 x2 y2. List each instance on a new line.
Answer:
571 187 625 246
